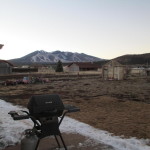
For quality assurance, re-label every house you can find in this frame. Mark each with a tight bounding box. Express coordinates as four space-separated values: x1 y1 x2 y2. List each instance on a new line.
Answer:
64 62 100 72
0 60 13 75
102 60 126 80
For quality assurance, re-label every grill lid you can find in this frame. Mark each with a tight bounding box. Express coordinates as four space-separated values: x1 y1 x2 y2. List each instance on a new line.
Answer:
27 94 64 117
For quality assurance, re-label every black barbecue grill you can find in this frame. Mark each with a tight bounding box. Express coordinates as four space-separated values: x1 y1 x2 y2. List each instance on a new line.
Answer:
8 94 80 150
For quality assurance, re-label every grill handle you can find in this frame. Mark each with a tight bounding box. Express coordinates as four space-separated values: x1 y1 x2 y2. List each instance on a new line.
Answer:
58 104 80 126
64 104 80 113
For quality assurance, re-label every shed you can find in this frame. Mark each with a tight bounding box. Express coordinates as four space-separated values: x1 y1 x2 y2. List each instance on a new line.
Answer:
102 60 126 80
64 62 99 72
0 60 13 75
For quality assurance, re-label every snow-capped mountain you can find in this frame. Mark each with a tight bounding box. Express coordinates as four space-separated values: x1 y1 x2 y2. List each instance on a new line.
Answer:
10 50 103 64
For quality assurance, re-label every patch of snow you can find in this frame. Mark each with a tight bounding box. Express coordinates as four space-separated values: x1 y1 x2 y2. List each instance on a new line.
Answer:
60 54 67 60
0 99 150 150
0 100 33 149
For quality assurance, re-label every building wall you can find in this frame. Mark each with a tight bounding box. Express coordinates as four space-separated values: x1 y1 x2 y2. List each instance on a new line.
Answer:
66 64 79 72
0 62 12 75
103 65 125 80
130 68 146 76
114 66 125 80
38 66 55 73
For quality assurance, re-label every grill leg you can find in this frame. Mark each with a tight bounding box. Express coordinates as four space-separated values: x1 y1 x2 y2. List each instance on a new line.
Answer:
54 135 61 148
59 133 67 150
35 139 40 150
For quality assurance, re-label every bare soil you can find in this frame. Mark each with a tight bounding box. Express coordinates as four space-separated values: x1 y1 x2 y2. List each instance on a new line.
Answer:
0 74 150 140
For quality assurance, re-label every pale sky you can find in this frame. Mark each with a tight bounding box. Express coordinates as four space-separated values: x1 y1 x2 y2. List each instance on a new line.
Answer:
0 0 150 60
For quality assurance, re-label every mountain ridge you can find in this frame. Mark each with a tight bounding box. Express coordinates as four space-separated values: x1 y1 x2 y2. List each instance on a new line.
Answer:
9 50 150 66
9 50 103 65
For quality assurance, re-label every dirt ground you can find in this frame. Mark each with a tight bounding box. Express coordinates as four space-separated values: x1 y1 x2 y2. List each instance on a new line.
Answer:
0 74 150 140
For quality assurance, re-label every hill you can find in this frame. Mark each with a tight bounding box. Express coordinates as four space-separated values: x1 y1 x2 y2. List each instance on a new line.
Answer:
95 53 150 66
114 53 150 65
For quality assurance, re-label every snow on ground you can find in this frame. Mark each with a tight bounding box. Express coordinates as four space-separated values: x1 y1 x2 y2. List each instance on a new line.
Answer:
0 99 150 150
0 100 33 149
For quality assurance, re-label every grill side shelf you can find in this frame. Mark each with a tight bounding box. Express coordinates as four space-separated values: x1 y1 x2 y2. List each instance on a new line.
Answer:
8 111 29 120
64 104 80 113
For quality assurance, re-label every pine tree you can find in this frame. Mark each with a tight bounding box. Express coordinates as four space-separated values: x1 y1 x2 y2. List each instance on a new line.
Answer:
55 60 63 72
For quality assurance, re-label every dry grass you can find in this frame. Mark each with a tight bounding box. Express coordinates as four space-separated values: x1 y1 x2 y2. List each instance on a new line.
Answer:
0 74 150 139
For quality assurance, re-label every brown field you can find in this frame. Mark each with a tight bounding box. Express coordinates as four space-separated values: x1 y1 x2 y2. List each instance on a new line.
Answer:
0 73 150 139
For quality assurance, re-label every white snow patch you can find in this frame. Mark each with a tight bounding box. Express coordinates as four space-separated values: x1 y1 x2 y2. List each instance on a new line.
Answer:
0 100 33 149
0 99 150 150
